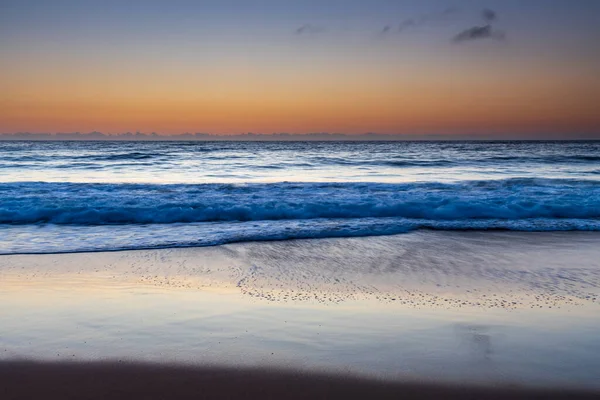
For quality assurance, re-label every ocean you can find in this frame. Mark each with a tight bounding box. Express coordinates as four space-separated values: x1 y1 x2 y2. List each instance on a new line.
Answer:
1 140 599 254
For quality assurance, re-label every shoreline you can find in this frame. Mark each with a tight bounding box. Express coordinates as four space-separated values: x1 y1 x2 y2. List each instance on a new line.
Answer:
2 228 600 257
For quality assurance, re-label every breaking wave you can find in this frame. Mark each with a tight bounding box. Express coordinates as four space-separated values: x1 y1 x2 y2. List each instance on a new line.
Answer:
2 178 599 226
1 178 599 254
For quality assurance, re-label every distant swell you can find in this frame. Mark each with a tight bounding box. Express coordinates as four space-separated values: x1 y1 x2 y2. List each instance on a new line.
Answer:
1 179 599 226
311 155 600 168
96 152 157 161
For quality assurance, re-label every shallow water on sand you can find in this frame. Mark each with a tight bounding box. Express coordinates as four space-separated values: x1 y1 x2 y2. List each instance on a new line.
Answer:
1 232 599 389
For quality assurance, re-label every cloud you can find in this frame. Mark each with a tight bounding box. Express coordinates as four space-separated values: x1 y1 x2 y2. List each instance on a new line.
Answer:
398 19 417 32
482 9 497 22
381 7 460 35
296 7 504 43
295 24 326 35
453 25 505 42
452 9 505 43
442 7 460 16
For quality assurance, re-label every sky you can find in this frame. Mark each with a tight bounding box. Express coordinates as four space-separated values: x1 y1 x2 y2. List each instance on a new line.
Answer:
1 0 599 138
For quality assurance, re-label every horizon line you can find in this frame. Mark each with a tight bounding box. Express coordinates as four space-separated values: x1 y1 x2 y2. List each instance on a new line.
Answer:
1 131 599 141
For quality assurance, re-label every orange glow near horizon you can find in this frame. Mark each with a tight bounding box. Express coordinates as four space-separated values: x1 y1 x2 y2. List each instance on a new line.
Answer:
3 69 598 135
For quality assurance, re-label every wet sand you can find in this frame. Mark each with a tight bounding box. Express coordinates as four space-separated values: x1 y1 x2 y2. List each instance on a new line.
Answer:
1 361 598 400
1 232 600 394
3 231 599 308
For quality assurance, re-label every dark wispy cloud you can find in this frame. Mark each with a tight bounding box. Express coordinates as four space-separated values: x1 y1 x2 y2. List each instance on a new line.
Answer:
482 9 497 22
296 7 506 43
398 19 417 32
381 25 392 35
452 9 505 43
381 7 460 35
295 24 326 35
453 25 502 42
442 7 460 16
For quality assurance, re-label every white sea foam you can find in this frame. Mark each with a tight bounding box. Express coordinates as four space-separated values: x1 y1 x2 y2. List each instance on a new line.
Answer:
0 178 599 254
2 179 599 225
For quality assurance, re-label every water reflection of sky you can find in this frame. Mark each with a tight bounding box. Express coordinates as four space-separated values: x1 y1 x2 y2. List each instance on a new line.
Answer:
2 275 600 389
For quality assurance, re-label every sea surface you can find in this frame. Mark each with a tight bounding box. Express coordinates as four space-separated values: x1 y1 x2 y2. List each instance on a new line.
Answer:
1 140 599 254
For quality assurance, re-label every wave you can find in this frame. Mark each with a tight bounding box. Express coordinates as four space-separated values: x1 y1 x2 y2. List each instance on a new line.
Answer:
313 155 600 168
4 151 600 165
1 179 599 226
473 155 600 163
1 217 600 255
1 178 599 253
93 152 158 161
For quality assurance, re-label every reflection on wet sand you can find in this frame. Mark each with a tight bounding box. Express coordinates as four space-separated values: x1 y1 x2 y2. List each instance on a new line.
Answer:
1 232 600 389
2 231 599 310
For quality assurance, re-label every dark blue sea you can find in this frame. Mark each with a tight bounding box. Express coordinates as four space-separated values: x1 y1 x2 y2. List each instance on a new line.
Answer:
1 140 599 254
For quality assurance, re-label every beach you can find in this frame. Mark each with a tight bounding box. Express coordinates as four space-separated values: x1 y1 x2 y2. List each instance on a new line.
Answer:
2 231 600 397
